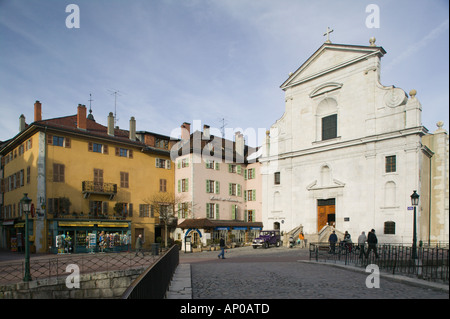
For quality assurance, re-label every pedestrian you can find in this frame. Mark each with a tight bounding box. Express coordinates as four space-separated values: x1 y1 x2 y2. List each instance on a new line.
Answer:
366 229 379 259
299 232 305 248
343 231 352 252
357 231 367 258
328 231 338 254
135 234 144 257
218 236 226 259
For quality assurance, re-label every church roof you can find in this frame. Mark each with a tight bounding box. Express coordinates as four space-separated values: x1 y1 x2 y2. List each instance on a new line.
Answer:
280 42 386 90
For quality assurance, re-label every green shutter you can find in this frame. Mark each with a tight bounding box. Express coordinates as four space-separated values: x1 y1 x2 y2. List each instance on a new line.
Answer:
244 189 247 201
178 180 181 193
244 169 247 180
185 178 189 192
228 164 232 173
215 181 220 194
178 203 181 218
252 190 256 201
177 160 181 169
229 183 232 196
206 203 210 217
232 205 236 220
215 204 219 219
238 184 241 197
252 168 255 179
237 165 241 175
215 162 220 170
206 180 210 193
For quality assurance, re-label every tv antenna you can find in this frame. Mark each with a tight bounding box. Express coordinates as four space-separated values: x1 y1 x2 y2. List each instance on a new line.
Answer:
218 117 228 138
107 89 122 126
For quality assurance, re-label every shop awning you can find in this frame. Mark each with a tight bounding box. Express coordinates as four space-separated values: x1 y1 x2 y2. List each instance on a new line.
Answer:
58 221 129 228
59 221 95 227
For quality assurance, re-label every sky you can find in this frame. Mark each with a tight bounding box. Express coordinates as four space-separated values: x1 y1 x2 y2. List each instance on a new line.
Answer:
0 0 448 147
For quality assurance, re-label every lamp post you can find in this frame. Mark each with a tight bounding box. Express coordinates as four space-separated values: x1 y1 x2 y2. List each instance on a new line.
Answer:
20 193 32 282
410 190 420 260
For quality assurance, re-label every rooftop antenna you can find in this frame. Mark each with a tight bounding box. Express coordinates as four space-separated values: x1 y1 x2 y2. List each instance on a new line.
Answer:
107 89 122 126
218 117 228 138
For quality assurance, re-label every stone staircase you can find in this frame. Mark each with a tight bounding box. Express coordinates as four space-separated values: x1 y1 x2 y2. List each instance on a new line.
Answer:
284 224 344 247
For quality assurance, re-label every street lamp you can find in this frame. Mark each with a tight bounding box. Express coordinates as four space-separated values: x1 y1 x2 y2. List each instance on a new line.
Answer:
20 193 32 282
410 190 420 260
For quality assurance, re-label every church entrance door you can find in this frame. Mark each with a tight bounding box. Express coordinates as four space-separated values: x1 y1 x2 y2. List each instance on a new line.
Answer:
317 199 335 232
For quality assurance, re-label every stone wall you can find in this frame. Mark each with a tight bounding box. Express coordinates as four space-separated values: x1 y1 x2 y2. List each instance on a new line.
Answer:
0 267 145 299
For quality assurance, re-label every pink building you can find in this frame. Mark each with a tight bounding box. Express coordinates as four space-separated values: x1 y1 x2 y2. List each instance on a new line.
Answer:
172 123 262 250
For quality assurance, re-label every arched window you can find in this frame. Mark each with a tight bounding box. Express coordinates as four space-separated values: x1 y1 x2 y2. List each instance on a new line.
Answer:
384 221 396 234
316 98 338 141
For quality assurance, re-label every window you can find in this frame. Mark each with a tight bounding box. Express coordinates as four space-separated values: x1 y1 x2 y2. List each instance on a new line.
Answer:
53 136 64 147
246 168 255 180
322 114 337 140
206 203 219 219
385 155 396 173
48 135 70 148
160 179 167 192
228 164 242 174
26 166 31 184
178 179 189 192
229 183 241 196
139 204 151 217
89 142 108 154
274 172 280 185
115 147 133 158
206 180 219 194
93 143 102 153
247 210 255 222
53 164 65 182
245 190 256 201
155 138 169 149
384 221 396 235
94 169 103 184
178 202 189 219
120 172 129 188
156 158 171 169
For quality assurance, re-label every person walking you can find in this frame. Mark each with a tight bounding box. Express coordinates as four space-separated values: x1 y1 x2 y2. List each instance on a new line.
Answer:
366 229 379 259
135 234 144 257
328 231 338 254
357 231 367 258
218 236 226 259
298 232 305 248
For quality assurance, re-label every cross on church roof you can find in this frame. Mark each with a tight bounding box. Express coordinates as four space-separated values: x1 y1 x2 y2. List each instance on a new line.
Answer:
323 27 333 43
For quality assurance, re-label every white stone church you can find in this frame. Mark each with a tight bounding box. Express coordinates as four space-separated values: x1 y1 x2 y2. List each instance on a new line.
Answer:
260 37 449 245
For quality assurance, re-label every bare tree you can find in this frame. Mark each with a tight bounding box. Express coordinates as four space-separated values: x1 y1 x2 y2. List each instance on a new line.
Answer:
144 192 194 248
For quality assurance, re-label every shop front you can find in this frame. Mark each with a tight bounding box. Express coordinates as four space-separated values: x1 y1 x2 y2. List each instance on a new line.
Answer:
49 219 131 254
177 218 263 252
1 219 34 252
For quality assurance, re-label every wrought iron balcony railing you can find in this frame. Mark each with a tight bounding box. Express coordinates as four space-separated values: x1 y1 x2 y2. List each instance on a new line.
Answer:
82 181 117 199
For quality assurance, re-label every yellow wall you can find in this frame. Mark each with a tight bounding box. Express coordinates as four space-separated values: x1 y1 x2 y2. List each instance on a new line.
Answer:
2 129 174 251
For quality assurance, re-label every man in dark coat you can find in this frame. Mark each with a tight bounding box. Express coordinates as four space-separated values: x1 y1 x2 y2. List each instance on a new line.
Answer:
366 229 379 258
328 231 338 254
135 234 144 257
218 237 226 259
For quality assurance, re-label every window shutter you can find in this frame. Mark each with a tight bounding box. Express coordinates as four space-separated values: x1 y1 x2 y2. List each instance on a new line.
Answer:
232 205 236 220
237 184 241 197
156 158 159 168
47 134 53 145
185 178 189 192
129 149 133 159
103 144 108 154
65 137 71 148
252 168 255 179
206 180 210 193
215 162 219 170
215 204 219 219
245 210 248 222
215 181 220 194
228 164 232 173
244 190 247 202
166 160 171 169
229 183 232 196
237 165 241 175
102 202 108 214
178 180 181 193
252 190 256 201
206 203 210 217
129 203 133 217
115 147 120 156
178 160 181 169
244 169 247 180
88 142 93 152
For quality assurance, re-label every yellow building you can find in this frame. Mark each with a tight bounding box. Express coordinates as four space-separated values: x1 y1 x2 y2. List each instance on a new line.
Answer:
0 101 175 253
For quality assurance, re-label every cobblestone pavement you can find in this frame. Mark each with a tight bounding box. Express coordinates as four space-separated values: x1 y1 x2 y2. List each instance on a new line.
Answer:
180 246 448 299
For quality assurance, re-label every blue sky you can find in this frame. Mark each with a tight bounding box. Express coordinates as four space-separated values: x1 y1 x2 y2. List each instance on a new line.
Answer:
0 0 448 146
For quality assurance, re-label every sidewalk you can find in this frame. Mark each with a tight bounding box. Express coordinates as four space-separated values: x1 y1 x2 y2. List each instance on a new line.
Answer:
166 264 192 299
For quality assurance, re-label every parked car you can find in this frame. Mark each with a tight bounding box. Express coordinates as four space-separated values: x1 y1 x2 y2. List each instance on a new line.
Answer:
252 230 281 249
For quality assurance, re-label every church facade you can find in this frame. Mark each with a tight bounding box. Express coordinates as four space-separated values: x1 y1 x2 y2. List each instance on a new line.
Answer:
260 39 448 244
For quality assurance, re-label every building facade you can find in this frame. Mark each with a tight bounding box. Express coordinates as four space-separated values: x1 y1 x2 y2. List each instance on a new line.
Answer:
260 39 448 244
0 101 175 253
172 123 262 250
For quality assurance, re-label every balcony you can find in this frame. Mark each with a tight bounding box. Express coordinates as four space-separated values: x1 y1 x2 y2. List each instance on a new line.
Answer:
82 181 117 200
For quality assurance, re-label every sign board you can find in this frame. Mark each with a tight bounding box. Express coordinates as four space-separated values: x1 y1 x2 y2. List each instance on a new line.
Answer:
407 206 414 211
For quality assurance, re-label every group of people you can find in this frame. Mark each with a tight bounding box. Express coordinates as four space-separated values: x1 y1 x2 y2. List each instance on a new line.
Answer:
328 229 379 258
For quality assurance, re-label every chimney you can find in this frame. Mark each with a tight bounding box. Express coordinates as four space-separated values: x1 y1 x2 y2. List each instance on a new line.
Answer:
235 132 245 163
181 122 191 140
203 124 210 139
107 112 115 136
77 104 87 130
129 116 136 140
34 100 42 122
19 114 26 132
